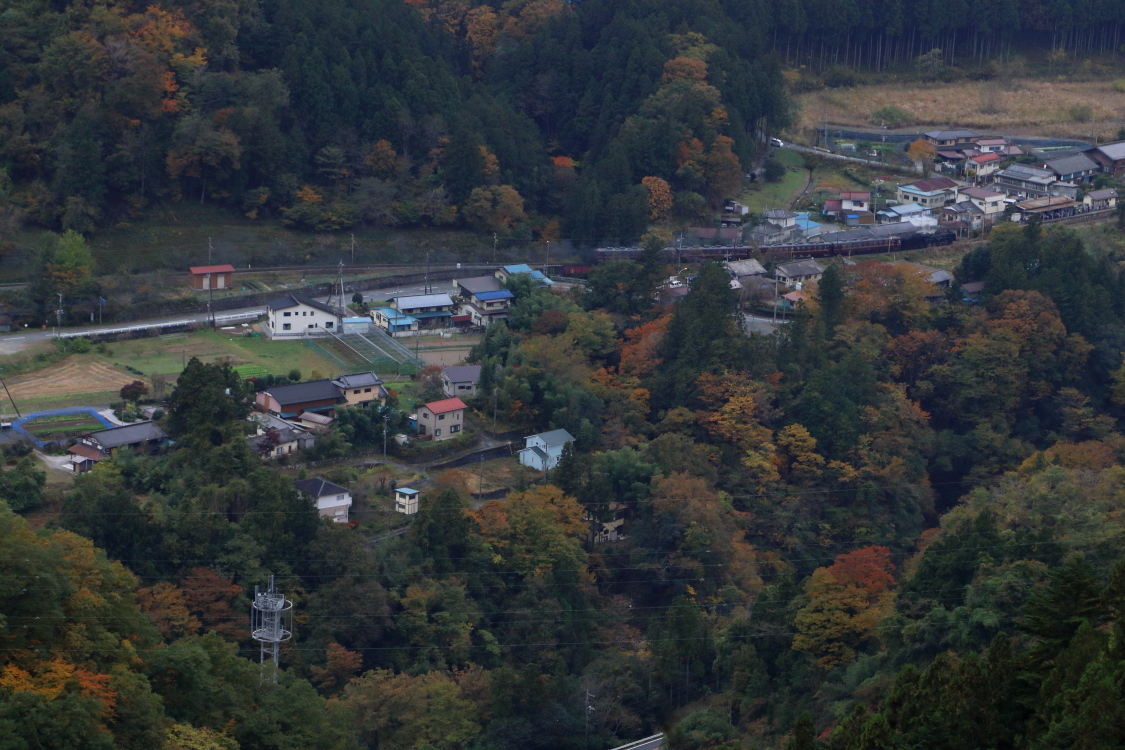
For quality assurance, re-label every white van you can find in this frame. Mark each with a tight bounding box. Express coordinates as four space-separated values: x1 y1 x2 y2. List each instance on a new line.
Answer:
770 138 784 147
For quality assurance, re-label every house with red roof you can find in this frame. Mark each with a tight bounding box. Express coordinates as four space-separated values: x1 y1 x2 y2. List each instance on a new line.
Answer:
965 152 1001 178
188 264 236 291
415 397 467 441
823 190 871 216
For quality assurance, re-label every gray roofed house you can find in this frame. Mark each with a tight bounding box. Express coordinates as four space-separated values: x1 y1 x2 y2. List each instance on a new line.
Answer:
1042 153 1100 183
1085 188 1118 210
923 129 981 146
1085 141 1125 175
519 428 576 471
993 163 1058 198
724 259 767 278
332 371 388 407
293 477 353 522
80 421 167 454
456 276 503 296
442 365 484 398
266 294 342 317
774 259 824 288
255 379 346 418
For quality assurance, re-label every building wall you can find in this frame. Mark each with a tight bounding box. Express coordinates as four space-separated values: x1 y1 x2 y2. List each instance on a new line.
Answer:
443 377 477 398
340 387 384 407
417 406 463 440
268 304 338 338
190 273 232 291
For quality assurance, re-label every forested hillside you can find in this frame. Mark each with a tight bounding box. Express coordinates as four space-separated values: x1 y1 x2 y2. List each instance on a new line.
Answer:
5 220 1125 748
0 0 789 244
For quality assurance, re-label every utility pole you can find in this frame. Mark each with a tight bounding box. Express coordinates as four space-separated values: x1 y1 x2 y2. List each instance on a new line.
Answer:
98 296 105 326
584 689 596 750
544 240 550 277
350 233 356 263
208 236 213 265
383 414 389 459
493 232 498 265
0 368 22 419
424 249 431 294
55 291 63 339
206 273 215 328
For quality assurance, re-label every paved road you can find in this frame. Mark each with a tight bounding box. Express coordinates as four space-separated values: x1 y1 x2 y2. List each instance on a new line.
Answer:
776 140 921 174
815 126 1092 149
744 313 785 335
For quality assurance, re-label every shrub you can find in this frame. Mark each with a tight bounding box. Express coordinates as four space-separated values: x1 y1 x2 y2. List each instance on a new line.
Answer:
871 106 912 128
1113 79 1125 93
822 65 857 88
763 158 786 182
1069 104 1094 122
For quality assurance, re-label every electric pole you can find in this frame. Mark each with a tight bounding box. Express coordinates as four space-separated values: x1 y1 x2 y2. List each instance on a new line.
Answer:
584 689 596 750
493 232 498 265
383 414 389 459
544 240 550 277
55 291 63 338
350 233 356 263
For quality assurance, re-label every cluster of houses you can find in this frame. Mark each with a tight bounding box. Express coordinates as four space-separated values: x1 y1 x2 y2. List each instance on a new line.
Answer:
370 264 553 337
725 255 953 312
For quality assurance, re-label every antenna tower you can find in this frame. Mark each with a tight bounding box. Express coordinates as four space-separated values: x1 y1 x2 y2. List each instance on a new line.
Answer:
251 575 293 684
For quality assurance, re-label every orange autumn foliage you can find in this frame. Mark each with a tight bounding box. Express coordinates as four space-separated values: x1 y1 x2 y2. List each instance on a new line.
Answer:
825 545 896 596
618 314 670 378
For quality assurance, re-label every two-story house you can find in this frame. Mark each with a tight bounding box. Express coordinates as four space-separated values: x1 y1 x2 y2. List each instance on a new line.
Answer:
415 397 466 441
454 276 514 327
762 209 798 228
1041 153 1101 184
956 186 1007 220
394 487 420 515
256 380 345 419
294 477 352 522
975 138 1009 153
774 259 824 289
823 190 871 216
896 177 960 208
390 293 454 330
518 428 576 471
965 152 1000 178
1084 141 1125 175
264 294 342 340
331 371 388 407
442 365 482 398
992 164 1060 198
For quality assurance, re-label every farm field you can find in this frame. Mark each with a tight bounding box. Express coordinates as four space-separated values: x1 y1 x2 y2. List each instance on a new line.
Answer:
741 149 811 213
23 413 106 440
793 78 1125 141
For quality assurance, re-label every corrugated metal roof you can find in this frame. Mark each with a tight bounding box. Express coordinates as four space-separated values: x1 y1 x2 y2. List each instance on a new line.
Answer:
396 293 454 308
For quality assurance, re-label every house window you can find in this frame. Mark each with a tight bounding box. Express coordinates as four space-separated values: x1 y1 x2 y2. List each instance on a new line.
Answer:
283 323 292 331
283 312 291 317
364 388 371 393
459 385 470 390
450 424 460 434
308 324 315 329
435 428 441 436
438 414 445 420
326 321 333 329
353 390 361 394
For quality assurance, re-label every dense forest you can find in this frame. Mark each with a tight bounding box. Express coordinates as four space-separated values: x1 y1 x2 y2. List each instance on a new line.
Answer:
5 219 1125 748
4 0 1124 249
0 0 790 245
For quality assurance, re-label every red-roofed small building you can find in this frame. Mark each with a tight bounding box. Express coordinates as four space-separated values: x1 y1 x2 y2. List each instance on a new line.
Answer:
189 264 236 290
416 397 467 441
965 152 1001 178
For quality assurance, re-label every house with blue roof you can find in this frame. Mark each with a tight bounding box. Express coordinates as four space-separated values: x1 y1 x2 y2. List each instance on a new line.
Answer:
794 213 821 237
454 275 515 326
495 264 555 286
371 306 420 336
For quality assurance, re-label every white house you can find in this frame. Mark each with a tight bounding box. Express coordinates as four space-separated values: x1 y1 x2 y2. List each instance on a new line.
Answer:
895 177 960 208
293 477 352 523
391 293 455 329
774 259 824 289
264 294 342 339
394 487 420 515
518 428 576 471
957 186 1006 219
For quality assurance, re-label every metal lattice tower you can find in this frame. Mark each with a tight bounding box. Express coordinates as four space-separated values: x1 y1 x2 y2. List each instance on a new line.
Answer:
250 575 293 684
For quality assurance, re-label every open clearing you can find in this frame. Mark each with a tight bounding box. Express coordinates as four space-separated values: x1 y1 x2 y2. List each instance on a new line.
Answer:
793 79 1125 141
5 358 138 405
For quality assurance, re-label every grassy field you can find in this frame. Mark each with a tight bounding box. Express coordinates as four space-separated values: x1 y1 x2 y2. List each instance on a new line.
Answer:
741 162 811 213
793 78 1125 141
0 329 350 415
